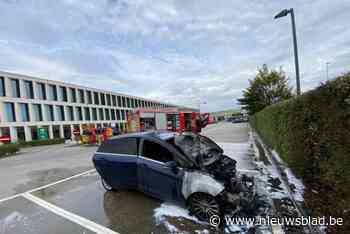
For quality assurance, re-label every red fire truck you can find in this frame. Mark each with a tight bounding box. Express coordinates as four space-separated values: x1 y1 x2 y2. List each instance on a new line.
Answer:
127 108 211 133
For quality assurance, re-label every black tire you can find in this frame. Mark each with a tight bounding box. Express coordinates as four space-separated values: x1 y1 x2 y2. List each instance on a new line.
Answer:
101 178 116 192
188 193 220 222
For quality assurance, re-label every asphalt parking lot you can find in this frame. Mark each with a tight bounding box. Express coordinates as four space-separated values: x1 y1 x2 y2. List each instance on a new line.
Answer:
0 122 254 234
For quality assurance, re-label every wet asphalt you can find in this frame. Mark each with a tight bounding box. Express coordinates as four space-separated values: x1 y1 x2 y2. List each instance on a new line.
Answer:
0 196 95 234
0 143 96 199
0 122 250 234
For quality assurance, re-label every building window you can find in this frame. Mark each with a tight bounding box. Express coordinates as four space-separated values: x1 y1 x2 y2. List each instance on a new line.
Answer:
44 104 54 121
48 84 58 101
30 126 38 140
44 105 55 121
59 86 68 102
99 108 104 120
69 88 76 103
16 127 25 142
4 102 16 122
92 108 97 120
121 110 125 120
10 79 20 98
76 107 83 121
100 93 106 105
111 109 116 120
36 82 46 100
32 104 43 121
78 89 85 103
116 109 121 120
86 91 92 104
122 96 126 107
66 106 74 121
94 92 99 105
24 80 34 99
117 96 121 107
19 103 30 122
84 107 91 121
0 77 5 96
56 106 65 121
112 95 116 106
106 94 111 106
126 97 130 108
105 109 110 120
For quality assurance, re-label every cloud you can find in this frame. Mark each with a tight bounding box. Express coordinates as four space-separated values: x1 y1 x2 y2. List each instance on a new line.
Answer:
0 0 349 111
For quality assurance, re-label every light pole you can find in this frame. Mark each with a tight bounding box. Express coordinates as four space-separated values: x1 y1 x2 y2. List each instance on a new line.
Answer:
274 8 301 95
326 62 330 80
198 101 207 113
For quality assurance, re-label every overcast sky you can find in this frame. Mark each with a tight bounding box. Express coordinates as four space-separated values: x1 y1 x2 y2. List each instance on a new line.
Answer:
0 0 349 112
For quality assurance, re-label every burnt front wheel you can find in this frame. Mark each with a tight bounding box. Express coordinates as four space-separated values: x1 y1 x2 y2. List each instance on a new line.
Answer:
188 193 220 222
101 178 116 192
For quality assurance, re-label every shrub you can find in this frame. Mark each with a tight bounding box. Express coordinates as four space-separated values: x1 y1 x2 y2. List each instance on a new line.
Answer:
19 138 65 147
0 144 20 158
250 73 350 234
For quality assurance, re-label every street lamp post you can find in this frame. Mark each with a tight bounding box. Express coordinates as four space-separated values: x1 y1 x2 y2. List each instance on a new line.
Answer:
326 62 330 80
274 8 301 95
198 101 207 113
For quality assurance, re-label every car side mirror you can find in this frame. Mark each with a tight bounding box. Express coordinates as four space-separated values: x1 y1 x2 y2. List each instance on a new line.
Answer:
165 161 178 174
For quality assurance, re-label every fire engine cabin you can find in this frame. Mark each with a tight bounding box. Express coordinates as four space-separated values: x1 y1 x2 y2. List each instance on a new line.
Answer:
127 108 208 133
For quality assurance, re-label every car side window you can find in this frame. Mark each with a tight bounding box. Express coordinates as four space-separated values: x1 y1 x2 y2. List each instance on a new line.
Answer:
142 140 174 163
97 137 138 155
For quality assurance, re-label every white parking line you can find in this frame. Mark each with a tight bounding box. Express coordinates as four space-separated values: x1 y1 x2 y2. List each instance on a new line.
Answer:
0 169 96 203
22 193 118 234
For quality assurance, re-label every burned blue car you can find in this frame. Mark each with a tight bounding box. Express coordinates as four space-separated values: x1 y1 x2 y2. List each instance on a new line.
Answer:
93 131 257 222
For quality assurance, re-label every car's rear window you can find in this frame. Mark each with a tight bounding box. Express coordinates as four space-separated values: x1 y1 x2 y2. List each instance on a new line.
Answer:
97 137 138 155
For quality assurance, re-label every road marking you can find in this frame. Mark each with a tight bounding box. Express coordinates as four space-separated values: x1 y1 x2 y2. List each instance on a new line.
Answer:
0 169 96 203
22 193 118 234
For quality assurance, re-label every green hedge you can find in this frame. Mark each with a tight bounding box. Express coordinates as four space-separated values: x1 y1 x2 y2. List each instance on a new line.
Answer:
250 73 350 234
0 144 20 158
0 138 65 159
19 138 65 147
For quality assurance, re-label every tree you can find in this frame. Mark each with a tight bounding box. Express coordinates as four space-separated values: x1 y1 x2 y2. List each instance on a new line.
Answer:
238 64 292 115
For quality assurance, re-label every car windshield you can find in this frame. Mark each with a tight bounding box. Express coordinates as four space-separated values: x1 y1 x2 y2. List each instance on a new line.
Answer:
174 132 224 167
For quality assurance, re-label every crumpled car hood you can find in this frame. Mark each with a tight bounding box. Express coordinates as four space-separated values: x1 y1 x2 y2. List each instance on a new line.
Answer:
174 132 224 167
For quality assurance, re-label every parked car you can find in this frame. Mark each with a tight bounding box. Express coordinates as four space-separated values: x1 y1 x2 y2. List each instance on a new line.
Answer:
231 116 248 123
93 131 259 222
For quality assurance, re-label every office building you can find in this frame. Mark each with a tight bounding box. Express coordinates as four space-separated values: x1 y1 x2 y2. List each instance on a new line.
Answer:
0 71 176 143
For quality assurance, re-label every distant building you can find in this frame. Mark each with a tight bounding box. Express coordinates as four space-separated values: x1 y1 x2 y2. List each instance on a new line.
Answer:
210 109 241 121
0 71 178 143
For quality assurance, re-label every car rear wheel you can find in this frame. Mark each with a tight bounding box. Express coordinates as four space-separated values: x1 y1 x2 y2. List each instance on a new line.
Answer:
188 193 220 222
101 178 115 191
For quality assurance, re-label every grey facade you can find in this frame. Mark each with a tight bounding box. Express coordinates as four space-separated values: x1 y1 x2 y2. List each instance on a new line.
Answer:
0 71 175 143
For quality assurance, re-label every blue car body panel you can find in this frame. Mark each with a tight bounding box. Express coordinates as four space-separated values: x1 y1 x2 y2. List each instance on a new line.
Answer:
137 156 183 202
92 132 188 205
94 153 138 189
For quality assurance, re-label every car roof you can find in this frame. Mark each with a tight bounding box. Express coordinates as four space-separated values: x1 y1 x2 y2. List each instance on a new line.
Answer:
108 130 176 141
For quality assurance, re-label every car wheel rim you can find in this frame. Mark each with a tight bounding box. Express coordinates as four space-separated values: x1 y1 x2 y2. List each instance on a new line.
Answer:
190 194 220 221
101 178 112 191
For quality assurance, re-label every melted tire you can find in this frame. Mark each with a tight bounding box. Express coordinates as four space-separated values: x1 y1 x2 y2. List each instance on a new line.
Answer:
188 193 220 222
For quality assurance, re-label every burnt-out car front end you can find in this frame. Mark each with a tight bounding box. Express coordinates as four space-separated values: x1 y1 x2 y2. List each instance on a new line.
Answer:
174 132 259 218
